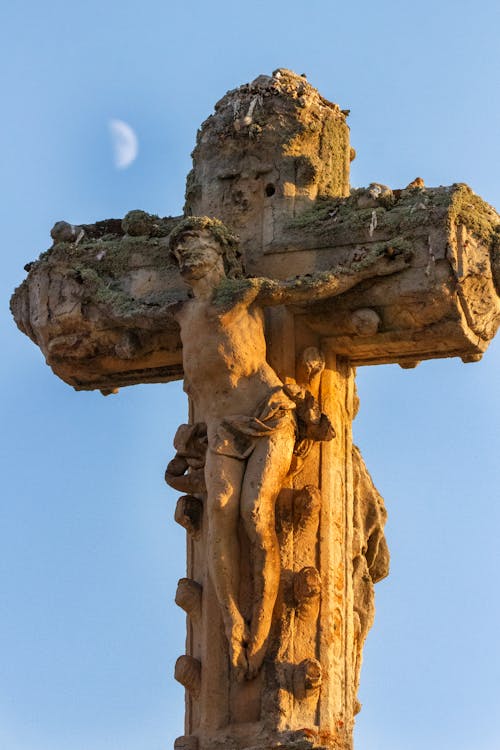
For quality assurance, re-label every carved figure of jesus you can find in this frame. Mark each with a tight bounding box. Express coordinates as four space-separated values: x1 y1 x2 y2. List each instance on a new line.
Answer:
168 217 410 681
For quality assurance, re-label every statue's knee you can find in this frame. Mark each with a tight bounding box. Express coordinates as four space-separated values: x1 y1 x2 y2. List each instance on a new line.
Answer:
240 500 257 529
208 485 237 517
241 503 273 542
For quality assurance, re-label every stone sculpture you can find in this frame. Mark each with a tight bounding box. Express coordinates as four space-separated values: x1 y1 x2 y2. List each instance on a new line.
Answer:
167 215 409 681
11 69 500 750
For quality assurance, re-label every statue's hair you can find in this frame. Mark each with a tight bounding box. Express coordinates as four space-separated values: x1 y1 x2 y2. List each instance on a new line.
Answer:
168 216 243 279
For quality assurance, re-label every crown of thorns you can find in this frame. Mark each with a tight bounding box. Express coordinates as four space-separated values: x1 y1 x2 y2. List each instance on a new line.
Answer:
168 217 243 278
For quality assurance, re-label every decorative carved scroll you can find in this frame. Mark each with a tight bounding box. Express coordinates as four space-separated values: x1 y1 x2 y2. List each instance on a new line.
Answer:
352 444 390 712
165 423 208 495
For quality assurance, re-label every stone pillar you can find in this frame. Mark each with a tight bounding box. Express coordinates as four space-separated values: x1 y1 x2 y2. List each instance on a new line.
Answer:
317 352 357 747
172 309 361 750
172 68 360 750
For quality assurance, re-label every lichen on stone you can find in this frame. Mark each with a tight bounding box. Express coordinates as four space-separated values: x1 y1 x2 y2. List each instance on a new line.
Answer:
185 68 351 217
447 184 500 246
168 216 239 251
212 276 255 310
168 216 244 279
25 213 181 281
287 184 499 255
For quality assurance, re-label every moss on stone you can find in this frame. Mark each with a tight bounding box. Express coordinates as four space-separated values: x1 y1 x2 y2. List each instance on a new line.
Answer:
185 68 351 214
69 261 183 322
288 196 344 228
168 216 244 279
212 277 255 310
122 210 156 236
27 214 181 280
287 184 499 252
168 216 239 251
448 185 500 246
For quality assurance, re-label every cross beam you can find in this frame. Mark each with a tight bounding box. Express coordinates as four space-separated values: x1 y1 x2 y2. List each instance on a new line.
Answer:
11 183 500 391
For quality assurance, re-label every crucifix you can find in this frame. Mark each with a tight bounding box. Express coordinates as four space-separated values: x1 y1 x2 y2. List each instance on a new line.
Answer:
11 69 500 750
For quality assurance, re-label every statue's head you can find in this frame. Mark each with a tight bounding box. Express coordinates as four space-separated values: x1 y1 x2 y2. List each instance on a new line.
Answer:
169 217 243 280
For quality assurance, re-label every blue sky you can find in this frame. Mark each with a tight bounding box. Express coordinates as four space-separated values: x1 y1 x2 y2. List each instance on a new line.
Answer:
2 2 499 749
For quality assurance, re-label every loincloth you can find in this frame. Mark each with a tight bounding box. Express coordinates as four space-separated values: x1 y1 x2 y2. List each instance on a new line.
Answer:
209 386 297 460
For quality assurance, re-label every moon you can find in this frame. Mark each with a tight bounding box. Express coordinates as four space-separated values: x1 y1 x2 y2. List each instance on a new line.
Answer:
108 119 138 169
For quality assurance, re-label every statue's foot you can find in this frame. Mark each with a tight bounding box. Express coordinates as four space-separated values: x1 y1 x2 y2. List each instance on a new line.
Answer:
228 620 250 683
232 644 249 683
245 639 266 681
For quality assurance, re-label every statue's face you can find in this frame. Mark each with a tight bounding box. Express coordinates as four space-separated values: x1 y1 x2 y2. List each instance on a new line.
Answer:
173 229 225 283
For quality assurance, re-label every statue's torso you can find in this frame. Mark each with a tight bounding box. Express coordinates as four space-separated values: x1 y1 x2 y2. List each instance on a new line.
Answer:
176 298 282 422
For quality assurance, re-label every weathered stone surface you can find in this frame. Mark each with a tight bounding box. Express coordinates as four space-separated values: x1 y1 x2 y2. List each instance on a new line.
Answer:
10 72 499 390
185 68 351 266
175 655 202 698
298 184 500 365
10 68 500 750
176 578 203 622
10 185 500 390
10 212 185 391
351 445 389 712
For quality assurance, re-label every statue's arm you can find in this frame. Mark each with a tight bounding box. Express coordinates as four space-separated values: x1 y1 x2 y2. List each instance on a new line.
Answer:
254 246 412 307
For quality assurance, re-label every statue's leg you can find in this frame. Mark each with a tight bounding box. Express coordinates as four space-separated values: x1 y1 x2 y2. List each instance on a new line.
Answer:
204 449 248 679
240 424 295 679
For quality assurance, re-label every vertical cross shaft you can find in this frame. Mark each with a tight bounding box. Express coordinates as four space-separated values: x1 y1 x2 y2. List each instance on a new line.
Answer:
169 70 383 750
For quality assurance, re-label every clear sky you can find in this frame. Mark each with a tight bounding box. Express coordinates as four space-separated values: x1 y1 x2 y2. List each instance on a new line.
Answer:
2 2 499 749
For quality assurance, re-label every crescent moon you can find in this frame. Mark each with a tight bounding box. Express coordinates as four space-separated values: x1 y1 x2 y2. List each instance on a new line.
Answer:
108 119 138 169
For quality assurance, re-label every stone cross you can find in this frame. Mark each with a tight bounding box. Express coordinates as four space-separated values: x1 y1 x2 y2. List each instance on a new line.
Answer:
11 69 500 750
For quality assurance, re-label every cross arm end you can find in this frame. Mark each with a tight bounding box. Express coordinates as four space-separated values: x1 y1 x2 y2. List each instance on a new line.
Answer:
11 212 187 392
